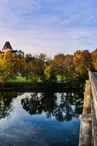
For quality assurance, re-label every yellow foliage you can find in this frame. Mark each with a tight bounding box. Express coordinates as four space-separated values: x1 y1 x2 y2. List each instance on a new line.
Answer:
73 50 93 74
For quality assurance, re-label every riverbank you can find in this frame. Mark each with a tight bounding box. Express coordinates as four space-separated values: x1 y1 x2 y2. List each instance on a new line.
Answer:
0 82 84 92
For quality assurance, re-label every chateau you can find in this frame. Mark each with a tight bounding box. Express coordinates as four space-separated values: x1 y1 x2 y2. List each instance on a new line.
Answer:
1 42 24 56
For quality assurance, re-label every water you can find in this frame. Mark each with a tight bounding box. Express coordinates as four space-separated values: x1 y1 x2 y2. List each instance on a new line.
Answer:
0 91 83 146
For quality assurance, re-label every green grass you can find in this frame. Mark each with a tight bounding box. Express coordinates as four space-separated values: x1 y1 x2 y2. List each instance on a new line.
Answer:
7 76 32 83
56 74 62 82
7 74 63 83
7 76 43 83
37 77 43 83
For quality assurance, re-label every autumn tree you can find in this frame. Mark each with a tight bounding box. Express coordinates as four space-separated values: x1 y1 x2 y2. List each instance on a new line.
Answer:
53 54 65 68
0 52 26 83
25 54 32 63
38 53 47 62
44 64 56 83
53 54 65 80
53 54 76 82
73 50 94 75
27 56 45 83
62 55 76 82
91 49 97 71
0 52 14 83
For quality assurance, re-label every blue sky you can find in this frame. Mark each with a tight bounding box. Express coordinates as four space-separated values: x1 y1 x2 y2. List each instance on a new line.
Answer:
0 0 97 57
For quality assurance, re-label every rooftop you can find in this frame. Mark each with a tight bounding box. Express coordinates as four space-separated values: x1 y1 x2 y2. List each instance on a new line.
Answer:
2 42 13 51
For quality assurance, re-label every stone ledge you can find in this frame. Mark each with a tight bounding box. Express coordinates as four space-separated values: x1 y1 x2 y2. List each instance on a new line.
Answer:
79 113 92 123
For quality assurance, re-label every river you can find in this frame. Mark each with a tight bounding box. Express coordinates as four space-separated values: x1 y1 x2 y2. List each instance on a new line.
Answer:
0 90 83 146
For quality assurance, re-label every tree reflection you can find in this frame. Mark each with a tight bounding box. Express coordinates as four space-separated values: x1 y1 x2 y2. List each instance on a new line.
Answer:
21 91 83 122
0 92 21 119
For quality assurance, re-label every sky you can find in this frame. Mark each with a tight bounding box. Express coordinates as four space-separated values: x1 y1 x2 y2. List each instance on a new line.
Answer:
0 0 97 57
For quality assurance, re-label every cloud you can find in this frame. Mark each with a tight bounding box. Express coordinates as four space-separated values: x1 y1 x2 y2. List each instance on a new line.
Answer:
9 0 42 15
0 0 97 56
0 26 97 57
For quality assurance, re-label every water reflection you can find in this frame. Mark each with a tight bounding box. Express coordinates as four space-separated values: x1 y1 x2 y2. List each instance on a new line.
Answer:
21 91 83 122
0 91 83 121
0 92 22 119
0 91 83 146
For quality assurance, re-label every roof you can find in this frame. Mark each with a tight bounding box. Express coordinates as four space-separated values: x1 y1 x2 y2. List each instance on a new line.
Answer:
2 42 13 51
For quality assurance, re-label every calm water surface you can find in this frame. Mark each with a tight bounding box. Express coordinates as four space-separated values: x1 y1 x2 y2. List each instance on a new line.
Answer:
0 91 83 146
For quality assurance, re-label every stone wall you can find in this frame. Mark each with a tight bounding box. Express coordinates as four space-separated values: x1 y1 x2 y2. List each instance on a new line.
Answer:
79 80 92 146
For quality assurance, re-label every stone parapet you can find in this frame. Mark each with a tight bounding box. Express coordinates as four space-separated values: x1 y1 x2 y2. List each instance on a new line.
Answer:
79 114 92 146
79 80 92 146
83 80 91 114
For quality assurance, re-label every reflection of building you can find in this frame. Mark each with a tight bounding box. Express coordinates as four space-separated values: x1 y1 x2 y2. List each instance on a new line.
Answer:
1 42 24 56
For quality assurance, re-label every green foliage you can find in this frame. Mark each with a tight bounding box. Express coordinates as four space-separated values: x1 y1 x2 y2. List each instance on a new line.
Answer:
44 64 57 83
0 49 96 85
0 52 26 83
0 53 14 83
26 57 44 84
53 54 76 82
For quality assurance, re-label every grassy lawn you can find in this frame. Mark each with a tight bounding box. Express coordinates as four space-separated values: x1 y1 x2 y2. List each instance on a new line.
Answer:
57 75 62 82
7 76 32 83
7 76 43 83
56 74 65 82
7 75 62 83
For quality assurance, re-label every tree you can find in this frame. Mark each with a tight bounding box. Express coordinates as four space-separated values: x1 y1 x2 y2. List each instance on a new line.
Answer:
0 52 14 83
91 49 97 71
53 54 65 68
53 54 65 81
62 55 76 82
27 56 45 83
0 52 26 83
38 53 47 62
53 54 76 82
44 64 56 83
25 54 32 63
73 50 94 75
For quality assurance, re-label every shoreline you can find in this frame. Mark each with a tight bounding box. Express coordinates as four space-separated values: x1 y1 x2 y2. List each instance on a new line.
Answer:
0 82 84 92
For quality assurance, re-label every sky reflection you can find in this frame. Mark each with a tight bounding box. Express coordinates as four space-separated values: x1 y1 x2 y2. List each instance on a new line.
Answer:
0 91 83 146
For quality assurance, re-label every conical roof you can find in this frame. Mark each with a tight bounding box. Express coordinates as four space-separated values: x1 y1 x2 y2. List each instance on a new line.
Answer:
2 42 13 51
